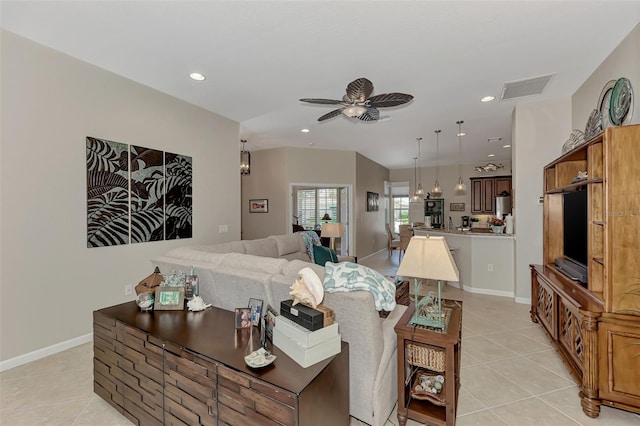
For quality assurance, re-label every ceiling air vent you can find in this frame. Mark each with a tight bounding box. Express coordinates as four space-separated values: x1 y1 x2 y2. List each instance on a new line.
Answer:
500 74 555 101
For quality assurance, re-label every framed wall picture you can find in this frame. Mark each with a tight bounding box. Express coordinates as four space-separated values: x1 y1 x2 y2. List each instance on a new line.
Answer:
248 298 263 326
366 191 379 212
235 307 252 328
153 286 185 310
249 199 268 213
450 203 465 212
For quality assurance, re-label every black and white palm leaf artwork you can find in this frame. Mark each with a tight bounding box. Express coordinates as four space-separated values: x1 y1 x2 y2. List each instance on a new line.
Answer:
300 77 413 122
165 153 192 239
86 137 129 247
130 145 165 243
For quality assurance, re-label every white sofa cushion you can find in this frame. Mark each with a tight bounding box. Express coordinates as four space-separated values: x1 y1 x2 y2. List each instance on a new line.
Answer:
243 238 279 258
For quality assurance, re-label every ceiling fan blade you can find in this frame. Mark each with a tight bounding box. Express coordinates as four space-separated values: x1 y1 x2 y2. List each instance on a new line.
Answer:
299 98 343 105
318 108 344 122
368 93 414 108
357 107 380 122
345 78 374 103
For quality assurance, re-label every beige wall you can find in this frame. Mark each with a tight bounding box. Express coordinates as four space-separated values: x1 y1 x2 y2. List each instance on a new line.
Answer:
240 148 288 240
0 31 240 364
355 153 389 256
573 24 640 129
512 98 571 302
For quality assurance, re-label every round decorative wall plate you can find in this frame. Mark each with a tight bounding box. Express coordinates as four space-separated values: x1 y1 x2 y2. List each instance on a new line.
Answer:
584 108 602 141
598 80 616 129
609 77 633 125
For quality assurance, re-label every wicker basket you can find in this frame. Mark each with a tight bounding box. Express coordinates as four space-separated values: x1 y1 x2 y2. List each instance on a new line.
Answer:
406 343 445 372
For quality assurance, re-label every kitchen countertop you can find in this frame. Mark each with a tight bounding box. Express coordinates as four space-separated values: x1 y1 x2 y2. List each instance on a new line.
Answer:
412 227 515 238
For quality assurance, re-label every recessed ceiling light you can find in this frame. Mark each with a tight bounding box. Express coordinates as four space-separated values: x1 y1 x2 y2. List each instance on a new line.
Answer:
457 132 466 137
488 153 496 157
503 144 512 148
481 96 496 102
301 128 310 133
189 72 206 81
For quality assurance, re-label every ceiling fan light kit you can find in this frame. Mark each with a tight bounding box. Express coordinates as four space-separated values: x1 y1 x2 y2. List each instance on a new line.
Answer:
300 77 413 122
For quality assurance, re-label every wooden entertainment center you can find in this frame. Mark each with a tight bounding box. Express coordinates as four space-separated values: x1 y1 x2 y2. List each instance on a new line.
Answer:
530 124 640 417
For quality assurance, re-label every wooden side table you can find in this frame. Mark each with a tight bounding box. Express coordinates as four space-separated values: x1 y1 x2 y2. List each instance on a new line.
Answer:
394 300 462 426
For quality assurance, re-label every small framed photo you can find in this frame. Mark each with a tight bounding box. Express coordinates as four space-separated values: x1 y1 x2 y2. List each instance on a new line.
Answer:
450 203 465 212
235 307 252 328
248 298 264 326
264 304 278 342
154 286 185 310
185 275 198 299
249 199 268 213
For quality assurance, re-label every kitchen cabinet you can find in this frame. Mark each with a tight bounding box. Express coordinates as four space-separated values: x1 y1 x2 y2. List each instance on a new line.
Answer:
470 176 511 214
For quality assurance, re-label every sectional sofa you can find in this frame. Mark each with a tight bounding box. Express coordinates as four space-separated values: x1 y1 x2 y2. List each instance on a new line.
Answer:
151 233 406 426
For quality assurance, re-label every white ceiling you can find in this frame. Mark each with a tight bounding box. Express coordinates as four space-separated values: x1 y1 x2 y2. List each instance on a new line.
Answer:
2 1 639 169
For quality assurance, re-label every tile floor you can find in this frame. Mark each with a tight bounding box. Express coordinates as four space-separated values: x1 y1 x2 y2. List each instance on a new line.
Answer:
1 250 639 425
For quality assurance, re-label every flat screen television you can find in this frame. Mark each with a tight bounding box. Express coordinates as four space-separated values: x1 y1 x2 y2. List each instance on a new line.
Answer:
557 189 588 284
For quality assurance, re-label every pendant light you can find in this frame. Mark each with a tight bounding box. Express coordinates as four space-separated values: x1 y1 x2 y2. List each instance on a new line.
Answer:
431 130 442 198
415 137 424 198
410 157 422 202
240 139 250 175
454 121 467 193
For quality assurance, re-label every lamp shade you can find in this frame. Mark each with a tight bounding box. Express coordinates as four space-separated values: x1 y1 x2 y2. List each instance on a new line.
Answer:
397 236 459 282
321 222 344 238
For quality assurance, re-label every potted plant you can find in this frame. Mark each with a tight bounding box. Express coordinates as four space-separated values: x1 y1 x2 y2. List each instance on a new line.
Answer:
489 218 505 234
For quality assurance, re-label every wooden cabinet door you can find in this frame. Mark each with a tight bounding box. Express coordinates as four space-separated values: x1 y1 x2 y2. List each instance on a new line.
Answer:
495 177 512 197
471 179 483 213
598 318 640 408
481 178 495 213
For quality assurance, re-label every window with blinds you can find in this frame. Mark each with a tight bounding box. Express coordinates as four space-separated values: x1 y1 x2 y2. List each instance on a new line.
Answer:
295 187 339 229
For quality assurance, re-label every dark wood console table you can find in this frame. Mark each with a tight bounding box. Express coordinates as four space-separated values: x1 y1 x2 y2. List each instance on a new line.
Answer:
93 302 349 425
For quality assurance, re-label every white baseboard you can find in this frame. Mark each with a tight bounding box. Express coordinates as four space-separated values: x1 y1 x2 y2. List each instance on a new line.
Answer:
0 333 93 372
461 285 514 299
515 297 532 305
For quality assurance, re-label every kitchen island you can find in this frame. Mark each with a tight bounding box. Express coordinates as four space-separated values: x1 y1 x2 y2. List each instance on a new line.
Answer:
412 228 515 298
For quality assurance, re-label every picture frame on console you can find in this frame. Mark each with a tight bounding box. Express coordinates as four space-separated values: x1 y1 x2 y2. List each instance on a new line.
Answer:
235 307 252 328
264 304 278 341
248 298 263 326
153 286 185 310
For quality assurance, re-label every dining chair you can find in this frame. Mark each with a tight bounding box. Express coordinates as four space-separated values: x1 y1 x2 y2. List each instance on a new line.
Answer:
386 223 401 258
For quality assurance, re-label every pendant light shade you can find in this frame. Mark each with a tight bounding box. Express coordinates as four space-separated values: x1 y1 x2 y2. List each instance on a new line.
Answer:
410 157 422 202
240 139 250 175
431 130 442 198
415 137 424 197
454 121 466 194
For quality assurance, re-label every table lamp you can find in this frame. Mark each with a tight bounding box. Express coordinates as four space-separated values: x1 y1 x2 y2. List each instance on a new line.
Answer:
397 235 459 329
321 222 344 252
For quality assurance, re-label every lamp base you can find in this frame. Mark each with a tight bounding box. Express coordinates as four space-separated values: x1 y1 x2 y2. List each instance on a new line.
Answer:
409 278 445 329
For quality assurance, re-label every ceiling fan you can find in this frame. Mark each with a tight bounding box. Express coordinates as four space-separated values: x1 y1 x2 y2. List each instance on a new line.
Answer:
299 78 414 122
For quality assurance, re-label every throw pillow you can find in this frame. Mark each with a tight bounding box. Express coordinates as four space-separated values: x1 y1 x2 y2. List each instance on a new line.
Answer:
323 262 396 311
312 244 339 266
